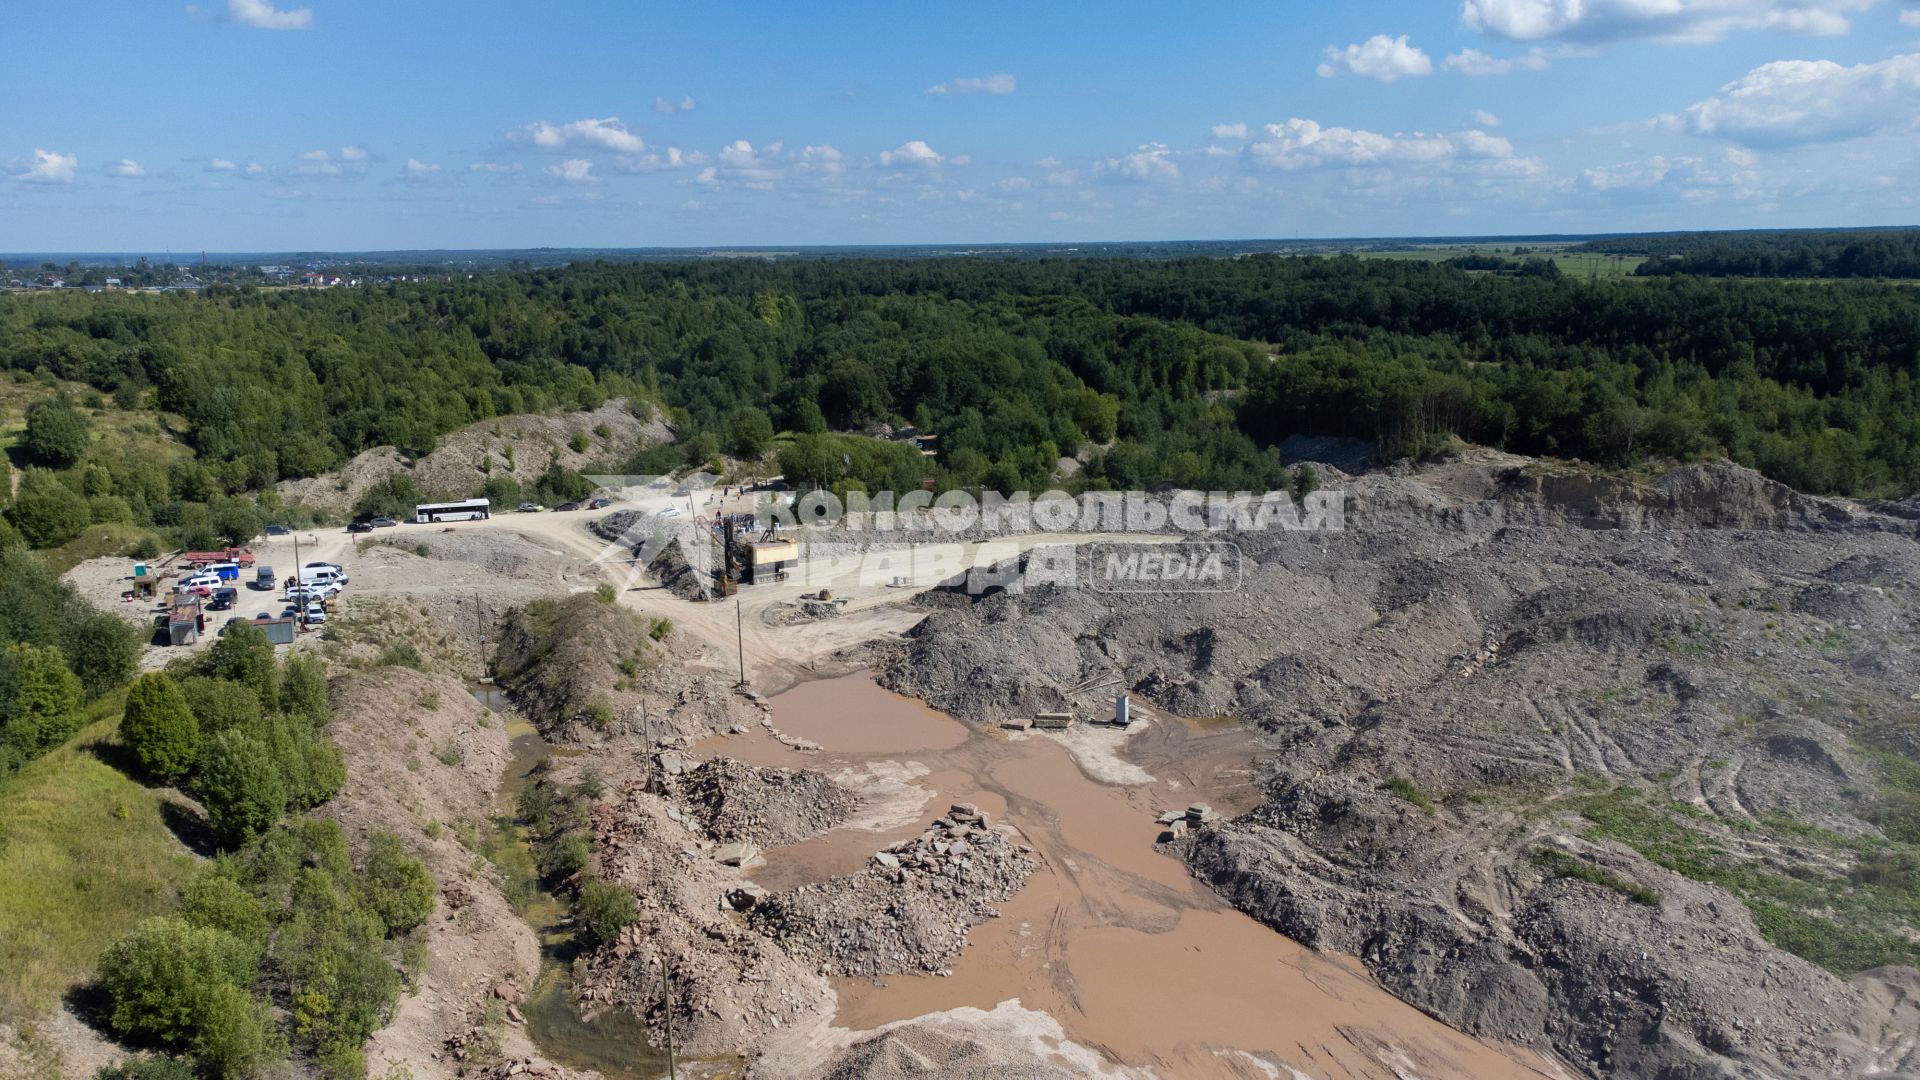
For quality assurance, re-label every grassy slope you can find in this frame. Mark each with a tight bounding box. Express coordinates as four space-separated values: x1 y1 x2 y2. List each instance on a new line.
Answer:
0 693 198 1017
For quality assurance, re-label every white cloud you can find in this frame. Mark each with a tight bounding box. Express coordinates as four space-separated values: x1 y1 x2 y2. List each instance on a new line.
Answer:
1094 142 1179 182
544 159 599 184
15 148 77 184
925 73 1018 95
1461 0 1872 45
880 140 944 168
1474 108 1503 127
1683 51 1920 144
340 145 368 161
105 159 145 178
996 176 1033 191
296 149 330 161
1211 122 1250 140
515 117 647 154
469 162 522 174
613 146 706 173
1582 149 1763 198
206 158 237 172
655 95 697 114
691 140 846 189
1247 118 1522 170
404 158 442 177
243 162 267 177
1902 8 1920 26
1443 46 1552 74
224 0 311 30
1317 34 1433 81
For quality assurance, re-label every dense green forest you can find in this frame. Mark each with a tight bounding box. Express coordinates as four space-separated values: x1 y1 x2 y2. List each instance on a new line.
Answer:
5 255 1920 529
1578 228 1920 279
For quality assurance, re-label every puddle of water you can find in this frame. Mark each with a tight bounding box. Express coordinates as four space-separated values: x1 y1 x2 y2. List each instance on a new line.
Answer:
476 688 671 1079
725 673 1559 1080
765 671 970 753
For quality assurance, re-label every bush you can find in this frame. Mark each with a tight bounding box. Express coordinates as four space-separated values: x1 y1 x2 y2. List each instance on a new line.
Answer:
360 832 435 935
648 617 672 641
379 641 425 670
205 622 277 706
594 582 616 604
568 432 590 453
94 1056 198 1080
1380 775 1435 814
64 610 141 697
575 878 638 947
178 677 265 739
178 874 271 962
121 672 201 780
23 396 90 468
8 467 91 548
194 729 289 848
278 655 330 730
0 641 86 756
96 916 259 1052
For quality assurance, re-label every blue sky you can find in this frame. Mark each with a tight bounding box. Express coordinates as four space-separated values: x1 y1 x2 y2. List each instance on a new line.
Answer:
3 0 1918 249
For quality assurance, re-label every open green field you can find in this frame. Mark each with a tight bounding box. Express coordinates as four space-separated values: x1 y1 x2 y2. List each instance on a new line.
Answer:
0 694 198 1017
1357 244 1645 277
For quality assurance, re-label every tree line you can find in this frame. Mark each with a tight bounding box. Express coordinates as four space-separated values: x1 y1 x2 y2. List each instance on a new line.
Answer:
5 254 1920 524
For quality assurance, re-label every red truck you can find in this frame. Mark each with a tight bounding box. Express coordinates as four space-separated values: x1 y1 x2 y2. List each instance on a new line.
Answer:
182 546 256 569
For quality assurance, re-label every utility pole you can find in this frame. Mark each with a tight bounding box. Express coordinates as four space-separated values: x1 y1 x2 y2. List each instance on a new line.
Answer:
292 532 302 625
661 959 678 1080
735 597 746 686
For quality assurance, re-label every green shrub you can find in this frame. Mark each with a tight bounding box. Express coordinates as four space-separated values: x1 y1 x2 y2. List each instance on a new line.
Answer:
594 583 616 604
178 677 265 739
585 695 613 730
96 916 259 1051
1380 775 1435 814
178 874 271 962
94 1055 199 1080
568 432 590 453
194 730 288 848
205 622 277 706
575 879 638 947
360 832 435 935
8 468 91 547
278 655 330 730
1531 848 1660 905
648 617 672 641
121 672 201 780
0 641 86 757
23 396 90 468
379 641 425 670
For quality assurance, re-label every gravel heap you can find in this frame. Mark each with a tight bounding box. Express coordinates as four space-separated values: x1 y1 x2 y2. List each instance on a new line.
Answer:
750 803 1039 977
662 757 860 847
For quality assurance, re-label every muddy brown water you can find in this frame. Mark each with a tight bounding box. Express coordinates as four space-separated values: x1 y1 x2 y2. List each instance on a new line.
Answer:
701 671 1565 1080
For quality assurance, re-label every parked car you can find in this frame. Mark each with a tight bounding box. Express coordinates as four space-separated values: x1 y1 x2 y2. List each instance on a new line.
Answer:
222 617 246 634
347 521 374 534
253 611 275 621
207 587 238 611
304 561 344 573
588 497 612 509
517 502 544 513
303 603 327 625
554 501 581 512
370 516 399 528
264 524 292 537
655 505 681 518
252 565 276 590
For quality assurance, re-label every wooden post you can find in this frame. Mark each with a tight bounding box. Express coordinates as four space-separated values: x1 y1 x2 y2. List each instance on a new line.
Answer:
735 597 746 686
662 958 678 1080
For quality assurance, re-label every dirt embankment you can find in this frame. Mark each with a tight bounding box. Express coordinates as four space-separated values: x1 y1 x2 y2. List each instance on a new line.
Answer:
324 667 581 1079
873 457 1920 1079
494 591 758 745
276 399 671 515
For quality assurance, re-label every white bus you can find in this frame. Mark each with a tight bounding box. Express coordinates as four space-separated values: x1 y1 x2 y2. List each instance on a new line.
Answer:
414 499 491 524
